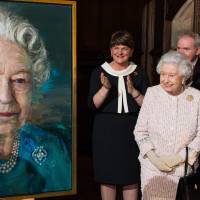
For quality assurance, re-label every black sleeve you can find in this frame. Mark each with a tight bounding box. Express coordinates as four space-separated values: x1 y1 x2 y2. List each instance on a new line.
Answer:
139 67 150 95
131 66 150 95
87 67 101 111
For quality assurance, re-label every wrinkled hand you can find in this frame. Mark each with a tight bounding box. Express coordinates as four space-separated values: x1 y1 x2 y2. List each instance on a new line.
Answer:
160 154 184 168
147 150 172 172
100 72 111 89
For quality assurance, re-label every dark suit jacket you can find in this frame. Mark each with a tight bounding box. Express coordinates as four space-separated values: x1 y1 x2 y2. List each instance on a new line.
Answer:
191 58 200 90
191 58 200 173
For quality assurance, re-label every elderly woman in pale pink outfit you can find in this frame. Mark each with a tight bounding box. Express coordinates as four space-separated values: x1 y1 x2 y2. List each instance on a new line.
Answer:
134 50 200 200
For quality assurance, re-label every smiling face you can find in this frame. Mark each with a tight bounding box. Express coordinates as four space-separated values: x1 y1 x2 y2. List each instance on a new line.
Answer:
160 63 184 96
110 45 133 67
0 39 32 128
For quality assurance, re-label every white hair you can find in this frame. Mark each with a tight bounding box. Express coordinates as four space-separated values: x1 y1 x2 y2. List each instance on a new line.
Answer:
156 50 193 80
0 7 50 86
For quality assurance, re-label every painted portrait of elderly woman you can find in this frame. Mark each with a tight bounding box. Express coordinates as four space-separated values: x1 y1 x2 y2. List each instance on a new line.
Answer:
0 0 76 199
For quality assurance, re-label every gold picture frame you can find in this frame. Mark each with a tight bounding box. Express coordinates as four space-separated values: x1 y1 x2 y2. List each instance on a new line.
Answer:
0 0 77 199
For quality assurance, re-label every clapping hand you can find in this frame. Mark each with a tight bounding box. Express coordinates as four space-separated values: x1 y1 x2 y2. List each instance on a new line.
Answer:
100 72 111 90
127 75 140 97
127 75 135 94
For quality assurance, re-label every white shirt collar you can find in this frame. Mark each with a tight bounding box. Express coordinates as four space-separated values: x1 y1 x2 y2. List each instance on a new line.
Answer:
101 62 137 113
101 62 137 77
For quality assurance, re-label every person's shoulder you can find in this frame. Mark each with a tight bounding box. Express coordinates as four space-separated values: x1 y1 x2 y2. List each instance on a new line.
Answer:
93 62 107 72
20 123 62 144
134 64 149 81
134 64 145 74
187 87 200 97
21 123 49 136
146 85 160 93
90 63 105 77
195 58 200 67
142 85 160 100
150 85 164 96
184 87 200 106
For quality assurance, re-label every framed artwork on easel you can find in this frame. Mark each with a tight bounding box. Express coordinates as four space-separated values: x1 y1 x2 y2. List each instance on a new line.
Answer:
0 0 77 199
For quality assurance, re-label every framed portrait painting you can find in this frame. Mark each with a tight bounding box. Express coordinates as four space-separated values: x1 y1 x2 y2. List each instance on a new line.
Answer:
0 0 77 199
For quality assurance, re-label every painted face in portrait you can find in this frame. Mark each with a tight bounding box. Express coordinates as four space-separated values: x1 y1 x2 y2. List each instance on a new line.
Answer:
0 39 32 129
110 45 133 66
160 63 184 96
177 36 200 62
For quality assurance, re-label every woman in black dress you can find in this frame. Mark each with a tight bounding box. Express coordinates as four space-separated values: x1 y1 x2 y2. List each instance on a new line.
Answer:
88 30 149 200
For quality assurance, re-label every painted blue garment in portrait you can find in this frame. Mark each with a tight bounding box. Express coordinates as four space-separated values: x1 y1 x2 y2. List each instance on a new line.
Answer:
0 123 71 197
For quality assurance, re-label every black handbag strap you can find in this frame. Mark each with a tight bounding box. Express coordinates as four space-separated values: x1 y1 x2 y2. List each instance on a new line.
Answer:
184 147 189 177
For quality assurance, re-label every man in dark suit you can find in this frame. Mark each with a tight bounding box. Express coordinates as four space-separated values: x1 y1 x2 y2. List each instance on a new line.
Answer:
176 32 200 89
177 32 200 173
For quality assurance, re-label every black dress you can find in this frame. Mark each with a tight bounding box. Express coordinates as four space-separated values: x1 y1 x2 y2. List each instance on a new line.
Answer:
88 62 149 185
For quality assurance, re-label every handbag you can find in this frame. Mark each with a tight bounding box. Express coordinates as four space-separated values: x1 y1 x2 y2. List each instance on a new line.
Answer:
176 147 200 200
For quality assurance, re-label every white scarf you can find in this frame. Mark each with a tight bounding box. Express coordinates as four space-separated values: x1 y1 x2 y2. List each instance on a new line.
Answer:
101 62 137 113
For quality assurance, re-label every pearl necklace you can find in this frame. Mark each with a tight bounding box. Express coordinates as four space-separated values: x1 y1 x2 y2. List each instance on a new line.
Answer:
0 134 19 174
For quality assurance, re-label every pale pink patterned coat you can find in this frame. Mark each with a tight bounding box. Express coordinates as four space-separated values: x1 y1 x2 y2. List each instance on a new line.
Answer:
134 85 200 199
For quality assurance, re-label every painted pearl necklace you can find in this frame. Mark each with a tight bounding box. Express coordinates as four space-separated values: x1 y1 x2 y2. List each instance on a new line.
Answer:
0 135 19 174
